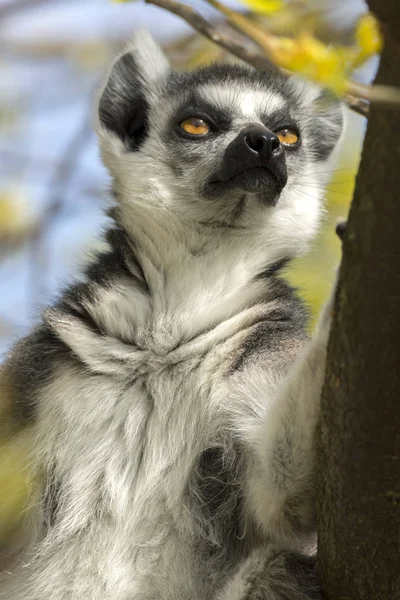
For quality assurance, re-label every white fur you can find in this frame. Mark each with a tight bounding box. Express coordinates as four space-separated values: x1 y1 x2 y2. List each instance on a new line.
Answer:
199 85 285 122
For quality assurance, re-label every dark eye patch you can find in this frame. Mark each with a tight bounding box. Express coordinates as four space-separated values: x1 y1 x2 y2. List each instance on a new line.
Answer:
173 94 233 134
260 107 296 132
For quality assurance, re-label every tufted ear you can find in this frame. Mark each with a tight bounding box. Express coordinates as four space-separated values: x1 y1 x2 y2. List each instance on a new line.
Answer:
97 29 170 151
288 77 344 161
309 89 344 161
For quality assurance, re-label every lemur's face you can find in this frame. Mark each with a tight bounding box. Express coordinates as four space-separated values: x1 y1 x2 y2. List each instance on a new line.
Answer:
97 31 343 241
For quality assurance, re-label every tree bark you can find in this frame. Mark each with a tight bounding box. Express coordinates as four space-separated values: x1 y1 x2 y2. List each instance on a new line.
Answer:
317 1 400 599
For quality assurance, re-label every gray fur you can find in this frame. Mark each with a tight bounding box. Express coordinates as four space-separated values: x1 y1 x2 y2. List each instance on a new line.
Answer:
0 30 343 599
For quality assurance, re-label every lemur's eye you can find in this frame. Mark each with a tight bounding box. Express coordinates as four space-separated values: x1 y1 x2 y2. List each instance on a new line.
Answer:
180 117 210 136
275 128 299 146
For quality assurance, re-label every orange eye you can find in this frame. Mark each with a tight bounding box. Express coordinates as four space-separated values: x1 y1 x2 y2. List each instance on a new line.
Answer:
276 128 299 146
180 117 210 136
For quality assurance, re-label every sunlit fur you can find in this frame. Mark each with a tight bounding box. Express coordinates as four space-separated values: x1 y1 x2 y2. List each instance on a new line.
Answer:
0 30 343 599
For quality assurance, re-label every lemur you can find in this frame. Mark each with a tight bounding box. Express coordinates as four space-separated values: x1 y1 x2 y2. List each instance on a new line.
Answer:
0 30 344 599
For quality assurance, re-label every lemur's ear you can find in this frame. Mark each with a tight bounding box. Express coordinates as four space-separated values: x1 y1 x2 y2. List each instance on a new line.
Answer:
97 30 170 151
288 78 344 161
309 89 344 161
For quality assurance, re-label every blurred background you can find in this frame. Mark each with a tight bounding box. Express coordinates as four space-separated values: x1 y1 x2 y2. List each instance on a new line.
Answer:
0 0 374 554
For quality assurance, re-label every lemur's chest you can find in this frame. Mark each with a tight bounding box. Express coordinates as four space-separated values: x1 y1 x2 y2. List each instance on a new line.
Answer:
113 304 303 474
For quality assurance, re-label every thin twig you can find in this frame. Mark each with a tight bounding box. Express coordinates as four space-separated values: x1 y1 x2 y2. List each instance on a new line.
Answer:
347 80 400 108
146 0 278 73
341 95 370 118
204 0 278 56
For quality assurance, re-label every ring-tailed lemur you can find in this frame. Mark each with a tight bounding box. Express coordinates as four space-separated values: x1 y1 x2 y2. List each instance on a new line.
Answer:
0 30 344 600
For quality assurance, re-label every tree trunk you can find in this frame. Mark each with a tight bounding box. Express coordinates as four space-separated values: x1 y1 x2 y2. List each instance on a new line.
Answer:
317 1 400 599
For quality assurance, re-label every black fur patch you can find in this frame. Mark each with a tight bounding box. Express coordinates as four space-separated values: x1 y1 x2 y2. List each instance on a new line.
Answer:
259 107 294 132
166 63 286 99
105 227 149 292
99 53 149 151
283 553 322 600
62 225 149 326
84 232 131 288
173 94 233 134
42 470 62 529
231 276 308 372
7 325 72 425
250 550 322 600
197 447 239 517
261 258 291 277
192 445 245 560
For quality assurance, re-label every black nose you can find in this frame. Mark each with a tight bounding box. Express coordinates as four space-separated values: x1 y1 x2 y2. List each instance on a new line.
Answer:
242 127 282 160
244 129 281 158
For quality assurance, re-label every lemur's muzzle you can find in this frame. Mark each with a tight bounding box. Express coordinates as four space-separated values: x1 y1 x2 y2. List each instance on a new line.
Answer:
207 126 288 204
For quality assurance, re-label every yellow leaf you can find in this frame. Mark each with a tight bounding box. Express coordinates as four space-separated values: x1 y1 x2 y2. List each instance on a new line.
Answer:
356 13 383 57
271 33 349 94
238 0 283 15
0 191 33 238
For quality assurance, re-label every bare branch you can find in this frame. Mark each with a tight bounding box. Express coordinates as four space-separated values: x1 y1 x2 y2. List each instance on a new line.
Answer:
145 0 400 119
348 80 400 108
342 95 370 118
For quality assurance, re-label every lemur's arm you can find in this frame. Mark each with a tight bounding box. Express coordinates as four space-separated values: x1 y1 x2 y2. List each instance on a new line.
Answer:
216 288 335 600
219 231 344 600
246 222 346 550
231 282 336 551
247 313 330 549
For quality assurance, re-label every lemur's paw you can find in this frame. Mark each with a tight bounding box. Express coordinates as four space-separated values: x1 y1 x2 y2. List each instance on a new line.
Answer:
335 220 347 243
217 548 323 600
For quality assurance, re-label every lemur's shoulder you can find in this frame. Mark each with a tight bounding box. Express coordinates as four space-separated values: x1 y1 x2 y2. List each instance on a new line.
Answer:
2 226 134 428
230 274 309 373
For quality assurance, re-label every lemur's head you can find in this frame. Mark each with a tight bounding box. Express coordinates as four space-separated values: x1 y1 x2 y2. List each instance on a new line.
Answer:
97 30 343 258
